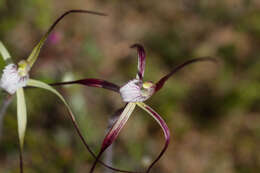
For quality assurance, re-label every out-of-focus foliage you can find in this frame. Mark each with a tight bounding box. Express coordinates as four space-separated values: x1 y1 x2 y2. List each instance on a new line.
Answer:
0 0 260 173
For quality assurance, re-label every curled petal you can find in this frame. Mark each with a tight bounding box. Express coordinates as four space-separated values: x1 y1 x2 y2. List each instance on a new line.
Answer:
51 78 120 93
89 103 136 173
131 44 146 80
27 10 106 68
155 57 217 92
136 102 170 173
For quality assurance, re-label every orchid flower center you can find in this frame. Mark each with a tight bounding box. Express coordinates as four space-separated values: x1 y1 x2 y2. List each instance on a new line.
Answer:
120 79 155 103
0 60 29 94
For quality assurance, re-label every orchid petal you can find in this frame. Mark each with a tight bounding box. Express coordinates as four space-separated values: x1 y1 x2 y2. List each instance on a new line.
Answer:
0 41 12 64
26 10 106 68
155 57 217 92
102 103 136 149
131 44 146 80
51 78 120 93
89 103 136 173
27 79 135 173
136 102 170 173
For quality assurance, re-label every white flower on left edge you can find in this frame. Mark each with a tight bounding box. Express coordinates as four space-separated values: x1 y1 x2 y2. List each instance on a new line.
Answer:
0 62 29 94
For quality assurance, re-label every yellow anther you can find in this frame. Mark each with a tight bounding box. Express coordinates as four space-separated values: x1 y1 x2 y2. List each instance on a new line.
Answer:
18 60 29 77
142 82 154 89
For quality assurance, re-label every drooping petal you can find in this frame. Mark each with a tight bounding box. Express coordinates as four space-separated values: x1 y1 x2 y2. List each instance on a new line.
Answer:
89 103 136 173
155 57 217 92
102 103 136 149
0 41 12 63
103 106 126 172
27 79 135 173
131 44 146 80
136 102 170 173
16 88 27 149
26 10 106 69
17 88 27 173
51 78 120 93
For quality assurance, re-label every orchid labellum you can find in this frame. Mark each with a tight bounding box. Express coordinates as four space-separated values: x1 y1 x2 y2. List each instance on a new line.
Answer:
52 44 216 173
0 10 131 173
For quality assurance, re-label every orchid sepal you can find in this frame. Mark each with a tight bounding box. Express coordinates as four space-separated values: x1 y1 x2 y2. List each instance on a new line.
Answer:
102 103 136 149
51 78 120 92
136 102 170 173
130 44 146 80
16 88 27 149
89 103 136 173
26 10 107 69
155 57 217 92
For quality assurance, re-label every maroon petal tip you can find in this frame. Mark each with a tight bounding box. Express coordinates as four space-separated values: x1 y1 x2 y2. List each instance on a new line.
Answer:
130 43 143 49
130 44 146 80
47 10 106 35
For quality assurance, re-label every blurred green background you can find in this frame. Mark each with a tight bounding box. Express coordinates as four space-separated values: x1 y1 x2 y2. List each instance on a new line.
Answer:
0 0 260 173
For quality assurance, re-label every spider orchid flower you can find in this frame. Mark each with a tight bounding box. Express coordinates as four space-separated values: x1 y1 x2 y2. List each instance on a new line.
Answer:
52 44 216 173
0 10 128 173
